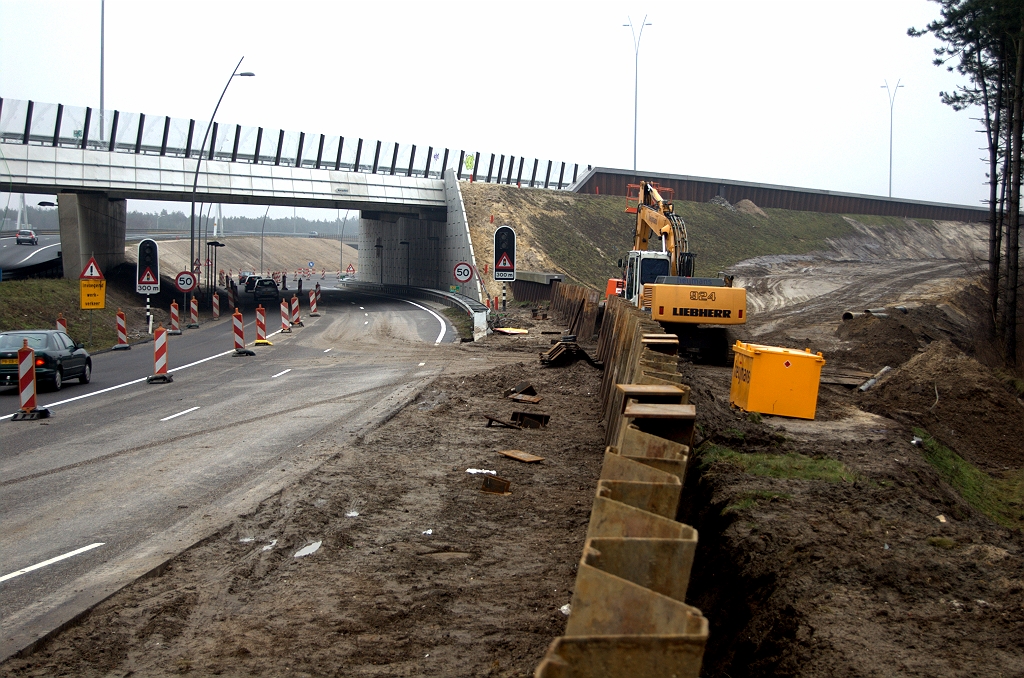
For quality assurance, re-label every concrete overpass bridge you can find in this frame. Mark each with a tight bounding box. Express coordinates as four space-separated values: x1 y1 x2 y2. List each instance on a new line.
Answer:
0 97 583 297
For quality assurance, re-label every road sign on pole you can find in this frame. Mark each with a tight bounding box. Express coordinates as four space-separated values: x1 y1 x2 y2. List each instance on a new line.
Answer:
137 240 160 294
79 256 106 309
453 262 474 283
174 271 198 293
493 226 516 281
79 257 104 280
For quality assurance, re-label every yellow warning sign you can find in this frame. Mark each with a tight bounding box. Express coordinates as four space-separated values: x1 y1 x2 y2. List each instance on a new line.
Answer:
80 280 107 310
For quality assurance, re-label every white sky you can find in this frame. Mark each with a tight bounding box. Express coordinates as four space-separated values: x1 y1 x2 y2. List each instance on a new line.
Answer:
0 0 985 221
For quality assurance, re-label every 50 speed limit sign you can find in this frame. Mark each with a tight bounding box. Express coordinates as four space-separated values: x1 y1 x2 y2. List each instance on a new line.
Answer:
453 262 474 283
174 271 198 293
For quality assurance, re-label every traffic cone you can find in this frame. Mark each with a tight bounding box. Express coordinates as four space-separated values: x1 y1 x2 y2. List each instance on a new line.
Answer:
309 290 320 317
168 301 182 335
56 313 67 333
232 310 255 356
11 339 50 420
113 309 131 350
255 305 272 346
147 325 173 383
280 299 292 333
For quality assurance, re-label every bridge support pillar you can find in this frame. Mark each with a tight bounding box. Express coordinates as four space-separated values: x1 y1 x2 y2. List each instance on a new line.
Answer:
58 193 127 279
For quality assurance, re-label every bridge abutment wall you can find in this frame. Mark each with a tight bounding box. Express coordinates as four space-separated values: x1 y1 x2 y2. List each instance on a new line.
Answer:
356 170 483 302
57 192 126 279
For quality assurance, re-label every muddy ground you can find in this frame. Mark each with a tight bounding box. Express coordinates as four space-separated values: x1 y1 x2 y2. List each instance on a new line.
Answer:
3 249 1023 676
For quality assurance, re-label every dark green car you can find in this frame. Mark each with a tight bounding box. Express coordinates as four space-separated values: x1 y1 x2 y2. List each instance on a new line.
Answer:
0 330 92 392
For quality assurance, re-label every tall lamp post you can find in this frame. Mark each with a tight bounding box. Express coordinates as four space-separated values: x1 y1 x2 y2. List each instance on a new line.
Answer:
189 58 254 280
624 15 652 172
881 79 903 198
399 240 410 286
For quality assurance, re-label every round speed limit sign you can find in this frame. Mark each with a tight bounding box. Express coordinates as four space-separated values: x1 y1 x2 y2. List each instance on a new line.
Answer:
174 271 198 293
453 262 474 283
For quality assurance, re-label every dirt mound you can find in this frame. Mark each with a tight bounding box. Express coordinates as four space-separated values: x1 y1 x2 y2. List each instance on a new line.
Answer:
734 199 766 218
860 339 1024 471
834 305 969 372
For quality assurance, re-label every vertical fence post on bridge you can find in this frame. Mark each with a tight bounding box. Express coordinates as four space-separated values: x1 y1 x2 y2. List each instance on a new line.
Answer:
457 151 465 180
407 145 416 177
486 153 495 183
544 160 552 189
372 140 382 173
424 146 432 178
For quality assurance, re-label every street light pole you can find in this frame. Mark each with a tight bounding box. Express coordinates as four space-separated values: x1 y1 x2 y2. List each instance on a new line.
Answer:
259 204 271 275
624 15 652 172
881 79 904 198
189 58 254 281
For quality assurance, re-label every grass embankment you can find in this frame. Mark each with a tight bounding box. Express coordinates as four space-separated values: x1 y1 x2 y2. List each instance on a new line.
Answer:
698 443 857 514
461 183 919 293
0 279 125 351
441 307 473 341
915 428 1024 530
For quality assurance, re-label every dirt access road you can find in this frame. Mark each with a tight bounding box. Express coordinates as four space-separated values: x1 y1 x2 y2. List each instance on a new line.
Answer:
3 219 1022 677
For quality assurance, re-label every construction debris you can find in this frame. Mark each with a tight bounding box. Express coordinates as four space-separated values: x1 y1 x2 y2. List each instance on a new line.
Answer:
494 327 529 335
509 393 543 404
481 476 512 494
503 381 538 398
541 341 602 368
510 411 550 429
499 449 545 463
484 414 522 430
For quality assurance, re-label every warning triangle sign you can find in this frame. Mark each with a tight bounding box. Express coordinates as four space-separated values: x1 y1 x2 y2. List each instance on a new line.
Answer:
496 253 513 269
79 257 105 280
139 267 158 284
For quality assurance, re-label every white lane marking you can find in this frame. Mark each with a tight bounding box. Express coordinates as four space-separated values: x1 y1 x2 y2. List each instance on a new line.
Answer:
160 406 199 422
323 348 332 353
16 242 60 265
364 321 368 325
0 543 105 583
364 313 368 317
1 328 287 420
271 369 291 378
418 362 426 366
397 299 448 345
359 306 364 310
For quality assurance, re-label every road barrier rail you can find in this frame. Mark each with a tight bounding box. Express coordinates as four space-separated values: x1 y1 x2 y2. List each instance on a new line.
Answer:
535 295 708 678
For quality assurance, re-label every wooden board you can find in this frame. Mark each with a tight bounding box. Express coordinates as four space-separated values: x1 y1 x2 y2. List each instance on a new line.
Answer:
498 449 545 463
615 384 687 397
509 393 543 404
623 403 697 420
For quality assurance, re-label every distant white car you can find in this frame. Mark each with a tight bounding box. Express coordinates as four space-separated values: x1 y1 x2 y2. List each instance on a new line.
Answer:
309 231 319 238
15 229 38 245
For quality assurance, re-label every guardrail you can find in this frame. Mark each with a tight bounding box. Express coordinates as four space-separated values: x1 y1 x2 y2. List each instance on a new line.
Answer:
338 280 488 341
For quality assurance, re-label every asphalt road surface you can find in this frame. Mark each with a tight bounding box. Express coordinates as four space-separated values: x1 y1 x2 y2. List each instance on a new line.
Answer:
0 234 61 274
0 288 457 659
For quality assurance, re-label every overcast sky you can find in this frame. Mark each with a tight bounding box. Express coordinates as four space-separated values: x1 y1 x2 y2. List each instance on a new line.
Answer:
1 0 984 220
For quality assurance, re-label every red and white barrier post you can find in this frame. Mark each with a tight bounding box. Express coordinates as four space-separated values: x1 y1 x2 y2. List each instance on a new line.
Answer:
212 292 220 320
280 299 292 333
187 295 199 328
232 309 255 356
11 339 50 420
147 325 173 383
309 289 320 317
168 300 182 335
290 294 303 327
228 285 236 311
113 308 131 350
56 313 67 333
255 305 271 346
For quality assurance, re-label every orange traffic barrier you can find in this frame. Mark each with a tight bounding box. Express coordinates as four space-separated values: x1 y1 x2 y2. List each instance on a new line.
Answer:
113 308 131 350
56 313 67 333
309 290 320 317
147 325 172 383
187 295 199 328
290 294 303 327
232 309 255 356
212 292 220 320
11 339 50 420
169 300 182 335
280 299 292 333
255 305 272 346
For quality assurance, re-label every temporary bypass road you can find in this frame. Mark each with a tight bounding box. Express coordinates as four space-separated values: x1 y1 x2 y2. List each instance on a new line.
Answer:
0 288 458 660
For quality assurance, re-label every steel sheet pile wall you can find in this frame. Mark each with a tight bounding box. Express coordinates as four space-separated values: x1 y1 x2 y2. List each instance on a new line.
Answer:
549 281 601 341
535 295 707 678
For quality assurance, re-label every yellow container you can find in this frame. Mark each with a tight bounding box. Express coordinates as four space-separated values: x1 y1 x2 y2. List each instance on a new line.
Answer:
730 341 826 420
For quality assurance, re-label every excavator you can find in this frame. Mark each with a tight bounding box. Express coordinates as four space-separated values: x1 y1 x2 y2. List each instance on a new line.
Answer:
610 181 747 363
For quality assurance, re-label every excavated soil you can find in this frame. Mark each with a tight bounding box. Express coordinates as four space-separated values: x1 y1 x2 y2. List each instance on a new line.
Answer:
3 223 1023 676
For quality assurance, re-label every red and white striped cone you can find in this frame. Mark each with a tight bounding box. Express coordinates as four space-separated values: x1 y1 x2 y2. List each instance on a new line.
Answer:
309 289 320 317
212 292 220 320
168 300 182 335
232 309 255 356
228 285 236 311
254 305 272 346
290 294 304 327
280 299 292 333
147 325 173 383
187 295 199 328
10 339 49 420
321 269 326 279
56 313 67 333
113 308 131 350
